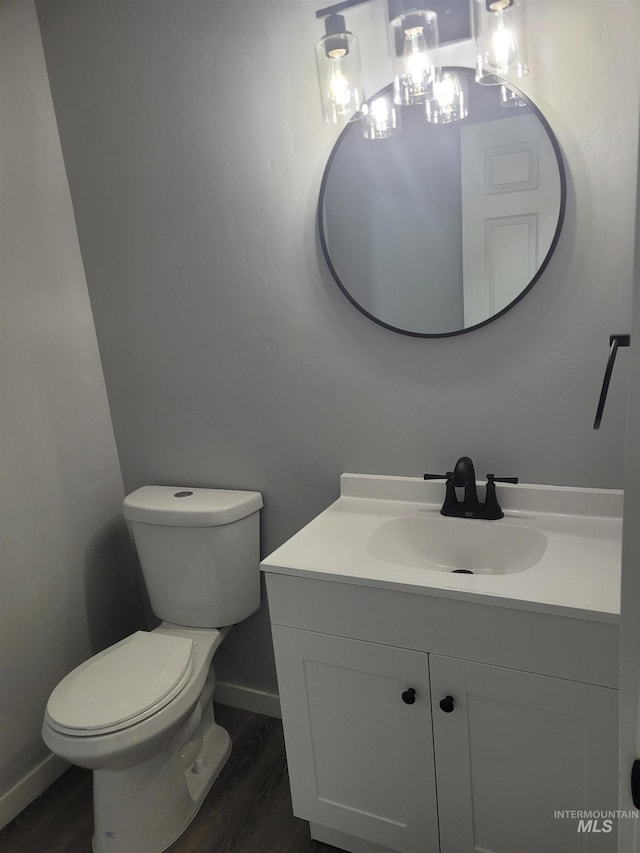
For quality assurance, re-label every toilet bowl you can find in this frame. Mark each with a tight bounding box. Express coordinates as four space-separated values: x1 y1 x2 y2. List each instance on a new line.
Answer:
43 624 230 852
43 624 228 769
42 486 263 853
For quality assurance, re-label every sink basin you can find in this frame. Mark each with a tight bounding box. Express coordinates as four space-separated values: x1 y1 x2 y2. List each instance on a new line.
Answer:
367 515 548 575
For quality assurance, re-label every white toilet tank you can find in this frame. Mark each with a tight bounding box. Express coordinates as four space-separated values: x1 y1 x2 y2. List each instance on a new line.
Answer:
122 486 263 628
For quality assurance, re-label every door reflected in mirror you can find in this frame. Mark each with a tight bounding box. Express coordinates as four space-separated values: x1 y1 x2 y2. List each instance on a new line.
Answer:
318 69 566 337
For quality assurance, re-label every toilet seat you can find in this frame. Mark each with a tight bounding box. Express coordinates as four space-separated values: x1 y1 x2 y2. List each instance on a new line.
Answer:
46 631 194 737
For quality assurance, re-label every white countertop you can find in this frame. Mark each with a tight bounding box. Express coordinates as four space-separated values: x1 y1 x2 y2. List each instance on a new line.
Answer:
261 474 623 623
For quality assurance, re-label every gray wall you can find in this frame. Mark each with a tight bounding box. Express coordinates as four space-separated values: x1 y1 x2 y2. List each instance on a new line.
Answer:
0 0 142 826
36 0 639 695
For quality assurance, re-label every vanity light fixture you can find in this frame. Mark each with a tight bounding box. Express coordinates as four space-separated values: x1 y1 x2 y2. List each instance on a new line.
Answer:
475 0 529 85
314 10 365 125
314 0 446 136
313 0 530 134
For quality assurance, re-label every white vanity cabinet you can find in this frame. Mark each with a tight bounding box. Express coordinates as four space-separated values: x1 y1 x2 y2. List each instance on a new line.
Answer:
265 573 619 853
271 627 439 853
430 655 618 853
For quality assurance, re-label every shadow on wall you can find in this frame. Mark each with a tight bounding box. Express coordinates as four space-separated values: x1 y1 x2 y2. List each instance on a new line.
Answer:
84 520 150 653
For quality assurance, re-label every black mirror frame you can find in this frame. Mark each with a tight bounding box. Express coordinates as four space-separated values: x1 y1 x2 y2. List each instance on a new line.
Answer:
317 73 567 338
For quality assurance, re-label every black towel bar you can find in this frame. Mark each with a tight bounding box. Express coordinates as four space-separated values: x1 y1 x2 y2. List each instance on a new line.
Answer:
593 334 630 429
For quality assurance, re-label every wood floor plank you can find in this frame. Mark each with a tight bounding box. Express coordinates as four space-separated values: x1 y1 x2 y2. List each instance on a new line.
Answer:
0 705 343 853
0 765 93 852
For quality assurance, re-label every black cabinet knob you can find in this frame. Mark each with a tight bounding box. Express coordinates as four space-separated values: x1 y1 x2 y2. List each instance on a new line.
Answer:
439 695 455 713
401 688 416 705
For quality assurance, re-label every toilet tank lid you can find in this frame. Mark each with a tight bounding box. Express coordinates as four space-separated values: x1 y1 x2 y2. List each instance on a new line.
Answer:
123 486 263 526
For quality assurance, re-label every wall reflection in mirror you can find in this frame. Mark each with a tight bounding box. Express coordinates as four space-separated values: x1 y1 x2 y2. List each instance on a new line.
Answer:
318 68 566 337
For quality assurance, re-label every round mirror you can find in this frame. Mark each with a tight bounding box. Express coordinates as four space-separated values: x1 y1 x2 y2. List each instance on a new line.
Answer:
318 69 566 337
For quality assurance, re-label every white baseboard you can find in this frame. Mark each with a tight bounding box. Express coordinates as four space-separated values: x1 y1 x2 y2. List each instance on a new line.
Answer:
0 752 69 830
214 680 281 718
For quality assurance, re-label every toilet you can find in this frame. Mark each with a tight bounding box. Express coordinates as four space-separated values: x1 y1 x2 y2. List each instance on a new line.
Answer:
42 485 263 853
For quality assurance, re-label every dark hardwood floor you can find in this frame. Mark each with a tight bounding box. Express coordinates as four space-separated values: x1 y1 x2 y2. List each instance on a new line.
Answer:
0 705 343 853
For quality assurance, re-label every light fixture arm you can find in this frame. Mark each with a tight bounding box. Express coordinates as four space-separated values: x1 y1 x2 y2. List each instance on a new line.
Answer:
315 0 372 20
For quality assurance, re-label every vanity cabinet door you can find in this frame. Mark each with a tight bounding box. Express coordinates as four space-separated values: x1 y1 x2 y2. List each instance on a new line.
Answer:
430 654 618 853
271 626 439 853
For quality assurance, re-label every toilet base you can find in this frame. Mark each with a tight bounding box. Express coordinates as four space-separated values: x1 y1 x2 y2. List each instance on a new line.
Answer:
91 680 230 853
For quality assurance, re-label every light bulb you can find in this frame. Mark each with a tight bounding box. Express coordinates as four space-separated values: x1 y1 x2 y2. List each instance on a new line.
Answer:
435 73 457 110
391 10 439 106
362 91 401 140
425 68 468 124
327 57 353 114
403 26 430 93
490 11 517 74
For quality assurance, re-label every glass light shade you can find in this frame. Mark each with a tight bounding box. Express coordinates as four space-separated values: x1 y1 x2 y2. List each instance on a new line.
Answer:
500 84 527 107
390 9 439 106
425 69 468 124
361 92 402 140
315 17 364 126
475 0 528 85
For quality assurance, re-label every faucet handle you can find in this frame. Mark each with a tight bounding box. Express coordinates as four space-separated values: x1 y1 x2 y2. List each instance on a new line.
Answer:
482 474 519 520
424 472 453 481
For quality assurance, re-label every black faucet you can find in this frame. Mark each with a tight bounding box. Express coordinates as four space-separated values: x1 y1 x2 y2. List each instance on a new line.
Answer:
450 456 478 515
424 457 518 520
